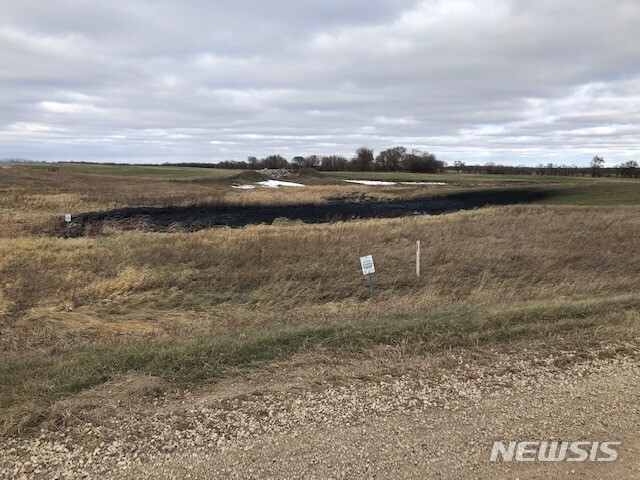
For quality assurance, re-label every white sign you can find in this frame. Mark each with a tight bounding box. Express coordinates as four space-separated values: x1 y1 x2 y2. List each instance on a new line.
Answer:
65 213 72 223
360 255 375 275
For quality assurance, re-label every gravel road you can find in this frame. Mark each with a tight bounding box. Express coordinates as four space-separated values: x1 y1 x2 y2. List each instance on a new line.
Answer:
2 342 638 479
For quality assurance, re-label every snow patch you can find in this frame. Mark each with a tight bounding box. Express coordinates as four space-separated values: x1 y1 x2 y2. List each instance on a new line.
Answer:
344 179 447 186
257 180 306 188
231 184 257 189
343 179 397 186
400 181 447 186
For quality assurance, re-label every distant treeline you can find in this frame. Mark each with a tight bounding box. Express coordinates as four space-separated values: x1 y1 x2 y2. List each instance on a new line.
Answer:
182 147 447 173
162 148 639 178
0 158 43 164
454 159 639 178
38 147 640 178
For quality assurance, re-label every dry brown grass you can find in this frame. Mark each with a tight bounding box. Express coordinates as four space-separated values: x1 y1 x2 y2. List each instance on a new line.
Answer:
1 166 639 434
0 166 427 237
1 204 638 353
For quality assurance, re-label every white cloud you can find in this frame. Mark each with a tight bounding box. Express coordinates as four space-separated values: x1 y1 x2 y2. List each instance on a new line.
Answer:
39 101 104 115
375 116 419 125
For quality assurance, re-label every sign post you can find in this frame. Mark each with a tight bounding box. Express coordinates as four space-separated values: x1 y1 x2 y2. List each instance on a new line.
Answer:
360 255 376 299
65 213 72 238
416 240 421 277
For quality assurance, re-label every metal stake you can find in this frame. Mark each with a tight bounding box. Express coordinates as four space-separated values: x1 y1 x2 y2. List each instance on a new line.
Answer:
367 273 376 299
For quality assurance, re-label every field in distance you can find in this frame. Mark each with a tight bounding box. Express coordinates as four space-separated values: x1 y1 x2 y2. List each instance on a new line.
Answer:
28 163 242 179
323 169 639 184
29 162 636 183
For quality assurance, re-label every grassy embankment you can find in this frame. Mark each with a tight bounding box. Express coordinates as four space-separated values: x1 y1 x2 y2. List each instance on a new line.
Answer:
0 164 638 433
325 170 640 204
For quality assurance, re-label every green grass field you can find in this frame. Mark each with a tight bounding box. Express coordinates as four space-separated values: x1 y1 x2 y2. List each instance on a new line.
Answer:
323 170 634 184
26 164 640 193
323 170 640 205
29 163 239 179
537 183 640 205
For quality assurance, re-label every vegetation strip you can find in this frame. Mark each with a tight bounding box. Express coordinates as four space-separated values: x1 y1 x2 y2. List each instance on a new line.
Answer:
1 292 638 432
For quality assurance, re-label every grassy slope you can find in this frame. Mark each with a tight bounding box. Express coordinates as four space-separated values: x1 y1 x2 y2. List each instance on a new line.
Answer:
323 170 634 184
1 206 639 345
2 292 638 433
537 183 640 205
1 205 639 432
324 171 640 205
1 165 639 433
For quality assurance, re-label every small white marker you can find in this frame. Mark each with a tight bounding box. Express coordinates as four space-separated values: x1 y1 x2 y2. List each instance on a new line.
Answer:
360 255 376 298
65 213 72 238
360 255 375 275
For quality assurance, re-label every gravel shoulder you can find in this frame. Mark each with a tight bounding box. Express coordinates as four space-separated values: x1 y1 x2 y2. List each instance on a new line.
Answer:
2 340 639 479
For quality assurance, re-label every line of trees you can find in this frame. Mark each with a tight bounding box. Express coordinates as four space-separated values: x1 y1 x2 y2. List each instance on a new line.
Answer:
616 160 640 178
198 153 637 178
53 150 637 178
448 157 638 178
174 146 446 173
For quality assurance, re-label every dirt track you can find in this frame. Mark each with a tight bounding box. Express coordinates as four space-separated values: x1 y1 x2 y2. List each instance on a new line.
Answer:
121 354 640 479
2 342 638 479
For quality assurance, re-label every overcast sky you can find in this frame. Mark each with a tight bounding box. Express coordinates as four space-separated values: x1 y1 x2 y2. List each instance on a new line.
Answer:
1 0 639 166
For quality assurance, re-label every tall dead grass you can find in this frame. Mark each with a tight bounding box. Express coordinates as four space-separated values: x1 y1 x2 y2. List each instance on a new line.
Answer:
0 167 420 237
1 204 638 353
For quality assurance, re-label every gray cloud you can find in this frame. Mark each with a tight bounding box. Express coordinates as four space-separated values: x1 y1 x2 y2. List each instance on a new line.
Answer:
1 0 639 165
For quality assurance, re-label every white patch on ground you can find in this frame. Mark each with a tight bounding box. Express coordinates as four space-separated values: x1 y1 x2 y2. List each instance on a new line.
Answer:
343 179 447 186
257 180 306 188
400 181 447 186
231 184 257 189
343 179 397 186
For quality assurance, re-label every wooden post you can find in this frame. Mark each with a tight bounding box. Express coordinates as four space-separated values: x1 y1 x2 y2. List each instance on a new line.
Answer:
65 213 72 238
416 240 421 277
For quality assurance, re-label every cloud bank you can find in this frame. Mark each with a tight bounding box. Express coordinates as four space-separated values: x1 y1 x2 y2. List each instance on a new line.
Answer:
1 0 639 165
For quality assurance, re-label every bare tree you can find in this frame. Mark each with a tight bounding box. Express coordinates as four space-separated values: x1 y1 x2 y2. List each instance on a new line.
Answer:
617 160 639 178
590 156 605 177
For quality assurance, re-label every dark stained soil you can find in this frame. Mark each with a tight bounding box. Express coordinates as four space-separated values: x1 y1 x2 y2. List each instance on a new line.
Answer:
65 188 551 236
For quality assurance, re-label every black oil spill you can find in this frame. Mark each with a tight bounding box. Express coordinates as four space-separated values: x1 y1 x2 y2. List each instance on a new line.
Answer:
64 188 551 236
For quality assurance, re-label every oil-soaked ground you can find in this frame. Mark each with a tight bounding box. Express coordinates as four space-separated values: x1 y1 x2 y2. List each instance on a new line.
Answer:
67 188 551 236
